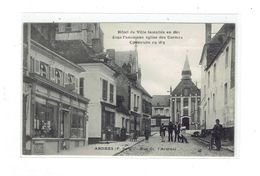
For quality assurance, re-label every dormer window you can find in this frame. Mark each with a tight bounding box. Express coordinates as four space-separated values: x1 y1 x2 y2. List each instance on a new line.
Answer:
40 62 49 78
55 69 62 85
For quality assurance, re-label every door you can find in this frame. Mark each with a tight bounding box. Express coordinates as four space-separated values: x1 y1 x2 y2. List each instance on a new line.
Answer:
61 110 70 138
182 117 190 130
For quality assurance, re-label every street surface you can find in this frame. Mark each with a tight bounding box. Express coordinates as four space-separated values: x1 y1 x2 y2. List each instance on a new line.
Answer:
118 133 234 157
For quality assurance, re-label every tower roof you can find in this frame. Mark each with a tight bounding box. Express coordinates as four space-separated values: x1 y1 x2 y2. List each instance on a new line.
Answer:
182 55 192 80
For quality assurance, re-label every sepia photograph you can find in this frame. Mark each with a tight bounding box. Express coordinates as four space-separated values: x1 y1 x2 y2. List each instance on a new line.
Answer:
22 22 235 157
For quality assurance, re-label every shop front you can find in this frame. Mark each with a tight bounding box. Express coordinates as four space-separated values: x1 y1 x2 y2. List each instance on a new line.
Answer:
101 102 116 141
23 74 89 155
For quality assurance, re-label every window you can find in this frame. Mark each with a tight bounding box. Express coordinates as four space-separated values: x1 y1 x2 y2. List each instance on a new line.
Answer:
137 96 140 108
166 109 169 115
68 74 75 84
55 69 62 85
134 94 136 107
225 47 229 68
183 88 189 96
79 78 84 96
213 63 216 81
40 62 49 79
71 109 85 138
102 80 108 101
208 71 210 88
109 84 114 103
204 85 206 98
33 102 58 138
224 83 228 104
30 56 34 72
183 98 189 116
65 23 72 32
122 118 125 128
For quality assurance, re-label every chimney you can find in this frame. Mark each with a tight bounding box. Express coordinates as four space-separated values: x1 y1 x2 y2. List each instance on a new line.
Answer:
92 38 103 53
205 23 212 43
106 49 115 61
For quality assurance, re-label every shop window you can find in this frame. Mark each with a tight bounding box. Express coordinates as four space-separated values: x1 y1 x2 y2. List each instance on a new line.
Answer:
40 62 49 79
102 80 108 101
33 102 58 138
109 84 114 103
71 109 85 138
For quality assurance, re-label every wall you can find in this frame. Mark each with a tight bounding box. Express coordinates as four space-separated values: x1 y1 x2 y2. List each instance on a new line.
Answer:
200 38 235 129
130 88 142 114
79 63 116 138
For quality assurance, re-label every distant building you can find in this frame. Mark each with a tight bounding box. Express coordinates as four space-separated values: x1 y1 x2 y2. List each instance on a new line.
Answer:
199 24 235 141
151 95 171 130
170 56 201 130
23 24 90 155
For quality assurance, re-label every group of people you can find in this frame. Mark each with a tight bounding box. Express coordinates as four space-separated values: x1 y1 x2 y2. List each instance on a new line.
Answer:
159 122 188 143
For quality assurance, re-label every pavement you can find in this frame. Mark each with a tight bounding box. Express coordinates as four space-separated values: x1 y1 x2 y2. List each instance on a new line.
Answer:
56 135 147 156
193 135 234 152
118 133 234 157
56 132 234 156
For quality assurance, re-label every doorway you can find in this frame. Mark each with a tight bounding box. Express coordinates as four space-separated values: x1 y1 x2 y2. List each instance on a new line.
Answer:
61 110 70 138
182 117 190 130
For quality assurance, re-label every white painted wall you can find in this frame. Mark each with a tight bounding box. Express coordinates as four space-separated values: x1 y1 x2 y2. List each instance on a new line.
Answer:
130 88 142 114
79 63 116 138
200 39 235 129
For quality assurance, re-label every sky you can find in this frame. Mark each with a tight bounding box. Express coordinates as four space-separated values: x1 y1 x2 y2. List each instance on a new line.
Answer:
100 23 223 96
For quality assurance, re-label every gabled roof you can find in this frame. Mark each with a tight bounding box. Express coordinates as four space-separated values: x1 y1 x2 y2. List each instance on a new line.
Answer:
152 95 170 107
199 24 235 70
171 79 200 96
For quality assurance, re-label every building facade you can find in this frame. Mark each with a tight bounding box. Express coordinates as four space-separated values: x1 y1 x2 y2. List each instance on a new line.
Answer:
23 24 89 155
79 62 117 143
199 24 235 141
170 56 201 130
151 95 171 131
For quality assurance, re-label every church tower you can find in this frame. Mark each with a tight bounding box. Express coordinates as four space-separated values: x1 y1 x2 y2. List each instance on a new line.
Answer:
170 53 201 130
182 54 192 80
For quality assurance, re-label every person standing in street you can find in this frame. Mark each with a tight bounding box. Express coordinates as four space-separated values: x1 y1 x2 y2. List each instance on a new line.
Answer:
174 122 181 142
212 119 223 151
168 121 174 142
160 123 166 142
144 126 150 143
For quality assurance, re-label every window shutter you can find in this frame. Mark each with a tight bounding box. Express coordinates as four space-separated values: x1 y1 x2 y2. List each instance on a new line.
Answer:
34 60 40 74
30 57 34 72
60 71 64 86
64 73 68 85
75 78 78 93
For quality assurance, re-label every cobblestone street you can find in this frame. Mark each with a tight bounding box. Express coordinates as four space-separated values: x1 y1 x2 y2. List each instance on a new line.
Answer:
118 133 234 156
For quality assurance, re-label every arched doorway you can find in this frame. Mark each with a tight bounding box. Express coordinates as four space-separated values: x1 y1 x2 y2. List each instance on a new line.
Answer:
182 117 190 130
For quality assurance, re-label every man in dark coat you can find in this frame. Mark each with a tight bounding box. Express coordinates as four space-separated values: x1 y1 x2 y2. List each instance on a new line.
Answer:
174 122 181 142
168 122 174 142
212 119 223 151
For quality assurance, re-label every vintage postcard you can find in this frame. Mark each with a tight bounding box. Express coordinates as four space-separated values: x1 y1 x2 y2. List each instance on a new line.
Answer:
22 22 235 157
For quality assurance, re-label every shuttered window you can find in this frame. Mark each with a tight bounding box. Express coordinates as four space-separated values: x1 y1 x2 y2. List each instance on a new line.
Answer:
102 80 108 101
109 84 114 103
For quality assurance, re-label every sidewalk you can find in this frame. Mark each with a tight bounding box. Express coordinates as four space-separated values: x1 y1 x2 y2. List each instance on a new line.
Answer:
56 135 147 156
192 135 234 152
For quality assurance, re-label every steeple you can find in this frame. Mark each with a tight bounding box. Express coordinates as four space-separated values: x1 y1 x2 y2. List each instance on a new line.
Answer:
182 53 192 80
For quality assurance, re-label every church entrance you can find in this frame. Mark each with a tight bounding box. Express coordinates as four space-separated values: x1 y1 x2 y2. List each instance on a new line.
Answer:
182 117 190 130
